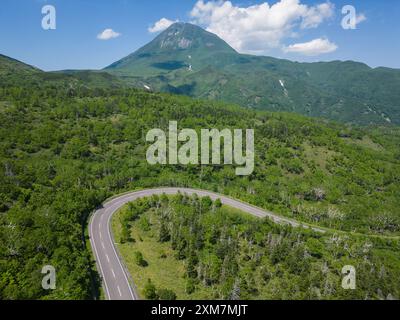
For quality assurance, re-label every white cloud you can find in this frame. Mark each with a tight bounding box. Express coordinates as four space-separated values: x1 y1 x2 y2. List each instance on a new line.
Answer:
301 2 335 29
356 13 367 26
97 29 121 40
283 38 337 56
148 18 178 33
189 0 334 54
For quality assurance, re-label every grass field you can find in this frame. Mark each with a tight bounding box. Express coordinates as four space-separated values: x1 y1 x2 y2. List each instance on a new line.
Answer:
113 207 204 299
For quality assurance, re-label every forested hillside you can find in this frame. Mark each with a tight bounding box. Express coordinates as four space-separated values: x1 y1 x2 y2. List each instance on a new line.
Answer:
113 195 400 300
0 54 125 91
0 78 400 299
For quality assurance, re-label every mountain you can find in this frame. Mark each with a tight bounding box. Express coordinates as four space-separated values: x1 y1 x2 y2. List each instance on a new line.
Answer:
0 54 37 72
0 54 42 85
0 54 125 90
105 22 236 76
105 23 400 125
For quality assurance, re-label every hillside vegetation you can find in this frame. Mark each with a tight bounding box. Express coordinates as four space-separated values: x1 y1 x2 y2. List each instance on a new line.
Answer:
113 195 400 300
0 68 400 299
0 54 125 91
0 47 400 299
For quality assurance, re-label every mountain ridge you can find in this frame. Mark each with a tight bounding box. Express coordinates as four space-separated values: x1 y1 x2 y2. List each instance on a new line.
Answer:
105 22 400 125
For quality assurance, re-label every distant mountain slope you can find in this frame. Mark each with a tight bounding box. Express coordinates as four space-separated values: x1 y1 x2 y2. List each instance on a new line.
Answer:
105 23 400 125
0 54 40 73
0 54 42 85
0 54 125 90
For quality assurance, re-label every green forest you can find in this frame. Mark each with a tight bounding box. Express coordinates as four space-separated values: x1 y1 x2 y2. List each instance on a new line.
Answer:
0 79 400 299
113 194 400 300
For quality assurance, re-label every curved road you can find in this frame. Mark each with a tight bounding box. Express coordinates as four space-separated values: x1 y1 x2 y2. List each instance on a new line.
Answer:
89 187 325 300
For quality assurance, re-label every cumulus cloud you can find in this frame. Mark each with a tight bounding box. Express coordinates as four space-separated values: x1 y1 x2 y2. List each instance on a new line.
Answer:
148 18 178 33
301 2 335 29
283 38 337 56
97 29 121 40
189 0 334 54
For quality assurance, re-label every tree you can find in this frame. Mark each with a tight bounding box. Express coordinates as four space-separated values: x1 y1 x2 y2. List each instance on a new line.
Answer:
186 248 198 279
120 225 133 243
138 215 151 232
201 196 213 213
157 288 177 300
185 279 196 295
229 278 241 300
158 219 170 242
214 198 222 209
143 279 158 300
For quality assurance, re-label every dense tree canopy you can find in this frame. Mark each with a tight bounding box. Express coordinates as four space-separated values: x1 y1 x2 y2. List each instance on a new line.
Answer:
0 84 399 299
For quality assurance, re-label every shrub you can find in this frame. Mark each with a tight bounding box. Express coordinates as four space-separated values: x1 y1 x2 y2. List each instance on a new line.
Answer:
185 279 196 295
143 279 158 300
134 251 148 267
157 288 177 300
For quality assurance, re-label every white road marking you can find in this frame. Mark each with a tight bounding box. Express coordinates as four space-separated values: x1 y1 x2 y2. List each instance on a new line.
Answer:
101 242 105 249
89 215 111 300
106 254 110 263
107 208 136 300
111 269 116 278
117 286 122 297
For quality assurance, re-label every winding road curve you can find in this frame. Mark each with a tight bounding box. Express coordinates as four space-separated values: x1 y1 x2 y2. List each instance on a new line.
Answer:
89 187 326 300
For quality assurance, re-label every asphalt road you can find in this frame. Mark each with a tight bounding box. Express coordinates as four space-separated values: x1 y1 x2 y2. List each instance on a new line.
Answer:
89 187 325 300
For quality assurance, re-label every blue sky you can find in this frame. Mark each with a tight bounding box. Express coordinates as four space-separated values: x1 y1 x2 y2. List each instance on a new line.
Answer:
0 0 399 71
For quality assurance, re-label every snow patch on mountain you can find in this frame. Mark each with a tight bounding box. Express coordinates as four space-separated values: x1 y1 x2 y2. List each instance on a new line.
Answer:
279 79 289 97
381 113 392 123
178 38 192 49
